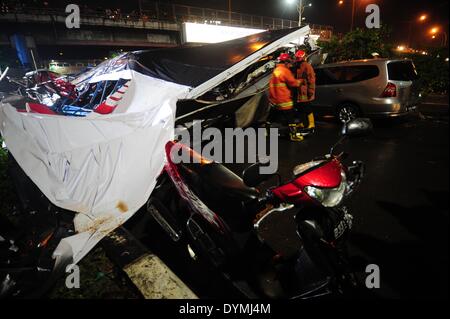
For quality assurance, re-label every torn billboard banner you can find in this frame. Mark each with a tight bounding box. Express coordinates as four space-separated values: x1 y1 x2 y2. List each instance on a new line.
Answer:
0 26 310 267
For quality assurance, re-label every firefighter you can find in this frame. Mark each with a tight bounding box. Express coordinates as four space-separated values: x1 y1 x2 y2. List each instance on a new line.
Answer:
269 53 304 141
293 49 316 133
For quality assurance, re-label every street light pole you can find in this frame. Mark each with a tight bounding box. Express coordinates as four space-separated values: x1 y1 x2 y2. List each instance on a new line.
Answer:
350 0 356 31
298 0 303 26
441 31 448 47
138 0 142 16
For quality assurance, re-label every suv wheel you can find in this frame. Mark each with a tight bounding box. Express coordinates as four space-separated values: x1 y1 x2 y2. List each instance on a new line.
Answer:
337 103 360 123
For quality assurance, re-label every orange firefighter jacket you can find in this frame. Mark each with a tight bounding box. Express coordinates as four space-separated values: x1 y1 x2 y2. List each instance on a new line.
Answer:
295 61 316 103
269 64 302 110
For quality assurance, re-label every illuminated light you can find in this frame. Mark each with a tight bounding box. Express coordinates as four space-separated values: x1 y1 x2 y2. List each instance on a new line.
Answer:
430 27 439 34
183 22 265 44
446 58 449 62
432 35 436 39
250 42 265 51
422 51 427 55
308 3 312 6
285 0 296 4
338 0 344 5
59 52 63 56
397 45 405 51
419 14 427 22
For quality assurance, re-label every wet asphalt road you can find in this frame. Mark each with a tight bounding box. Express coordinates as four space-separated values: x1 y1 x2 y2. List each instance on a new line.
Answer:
127 102 449 299
268 106 449 299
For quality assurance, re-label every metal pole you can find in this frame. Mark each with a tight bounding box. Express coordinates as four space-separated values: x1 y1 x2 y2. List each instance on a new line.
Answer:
350 0 355 31
298 0 303 27
228 0 231 24
407 21 413 47
30 49 38 71
137 0 142 16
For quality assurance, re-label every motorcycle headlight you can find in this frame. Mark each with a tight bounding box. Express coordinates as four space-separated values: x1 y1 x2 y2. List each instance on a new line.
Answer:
304 171 347 207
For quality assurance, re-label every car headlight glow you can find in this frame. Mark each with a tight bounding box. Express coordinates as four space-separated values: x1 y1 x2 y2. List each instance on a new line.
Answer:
304 171 347 207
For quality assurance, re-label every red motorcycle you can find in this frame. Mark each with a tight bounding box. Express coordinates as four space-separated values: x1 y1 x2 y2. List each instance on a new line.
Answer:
148 118 372 299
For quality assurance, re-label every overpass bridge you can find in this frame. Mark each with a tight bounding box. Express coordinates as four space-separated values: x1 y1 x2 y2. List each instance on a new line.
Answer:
0 2 333 65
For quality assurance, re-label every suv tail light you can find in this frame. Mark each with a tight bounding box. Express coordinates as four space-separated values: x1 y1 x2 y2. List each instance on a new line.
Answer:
381 82 397 97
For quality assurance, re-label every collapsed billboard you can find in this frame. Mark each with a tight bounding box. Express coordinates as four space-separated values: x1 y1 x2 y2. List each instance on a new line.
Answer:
0 26 310 268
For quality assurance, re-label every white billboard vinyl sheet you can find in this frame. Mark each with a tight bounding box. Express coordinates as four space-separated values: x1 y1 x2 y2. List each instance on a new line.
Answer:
183 22 265 43
0 26 310 268
0 66 190 266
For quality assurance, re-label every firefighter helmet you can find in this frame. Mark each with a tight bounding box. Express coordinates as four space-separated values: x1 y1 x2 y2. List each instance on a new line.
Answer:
295 50 306 61
277 53 292 62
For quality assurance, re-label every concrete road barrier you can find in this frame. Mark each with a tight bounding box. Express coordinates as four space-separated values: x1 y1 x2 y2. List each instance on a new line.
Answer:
102 226 197 299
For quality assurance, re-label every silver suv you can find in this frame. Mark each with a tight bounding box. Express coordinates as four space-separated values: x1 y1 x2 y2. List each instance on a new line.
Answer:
312 59 421 122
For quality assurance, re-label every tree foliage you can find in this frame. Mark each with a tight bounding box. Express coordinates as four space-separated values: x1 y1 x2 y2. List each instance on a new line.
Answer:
318 26 393 63
404 48 449 94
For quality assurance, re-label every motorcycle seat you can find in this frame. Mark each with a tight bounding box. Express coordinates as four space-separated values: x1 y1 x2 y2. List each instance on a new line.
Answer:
178 162 260 231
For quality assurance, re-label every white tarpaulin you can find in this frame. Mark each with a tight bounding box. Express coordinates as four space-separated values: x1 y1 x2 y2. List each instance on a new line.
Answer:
0 26 311 267
0 69 190 265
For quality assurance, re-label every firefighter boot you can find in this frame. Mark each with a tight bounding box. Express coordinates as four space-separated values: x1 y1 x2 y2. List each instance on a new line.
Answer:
289 124 304 142
307 112 315 129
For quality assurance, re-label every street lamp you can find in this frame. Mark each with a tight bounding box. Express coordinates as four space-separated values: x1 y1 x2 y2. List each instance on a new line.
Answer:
336 0 354 30
430 27 439 35
407 13 429 47
429 27 448 46
286 0 312 27
419 14 427 22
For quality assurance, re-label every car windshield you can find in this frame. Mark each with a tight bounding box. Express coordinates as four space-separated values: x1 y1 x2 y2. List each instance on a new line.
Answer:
388 61 418 81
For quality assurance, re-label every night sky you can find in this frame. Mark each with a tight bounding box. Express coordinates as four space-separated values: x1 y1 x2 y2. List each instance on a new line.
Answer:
51 0 449 47
164 0 449 45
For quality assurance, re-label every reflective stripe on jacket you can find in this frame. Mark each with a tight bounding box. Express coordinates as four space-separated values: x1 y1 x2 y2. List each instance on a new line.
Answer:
269 64 302 110
295 61 316 103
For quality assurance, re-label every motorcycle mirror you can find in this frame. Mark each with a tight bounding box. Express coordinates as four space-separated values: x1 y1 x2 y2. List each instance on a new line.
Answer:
341 118 373 138
242 162 275 187
330 118 373 155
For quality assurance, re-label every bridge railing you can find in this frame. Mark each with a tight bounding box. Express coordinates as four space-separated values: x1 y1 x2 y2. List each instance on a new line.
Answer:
0 2 333 40
143 2 332 38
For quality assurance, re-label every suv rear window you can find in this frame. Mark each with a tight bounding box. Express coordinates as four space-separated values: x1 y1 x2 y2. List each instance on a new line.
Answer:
388 61 418 81
316 65 379 85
